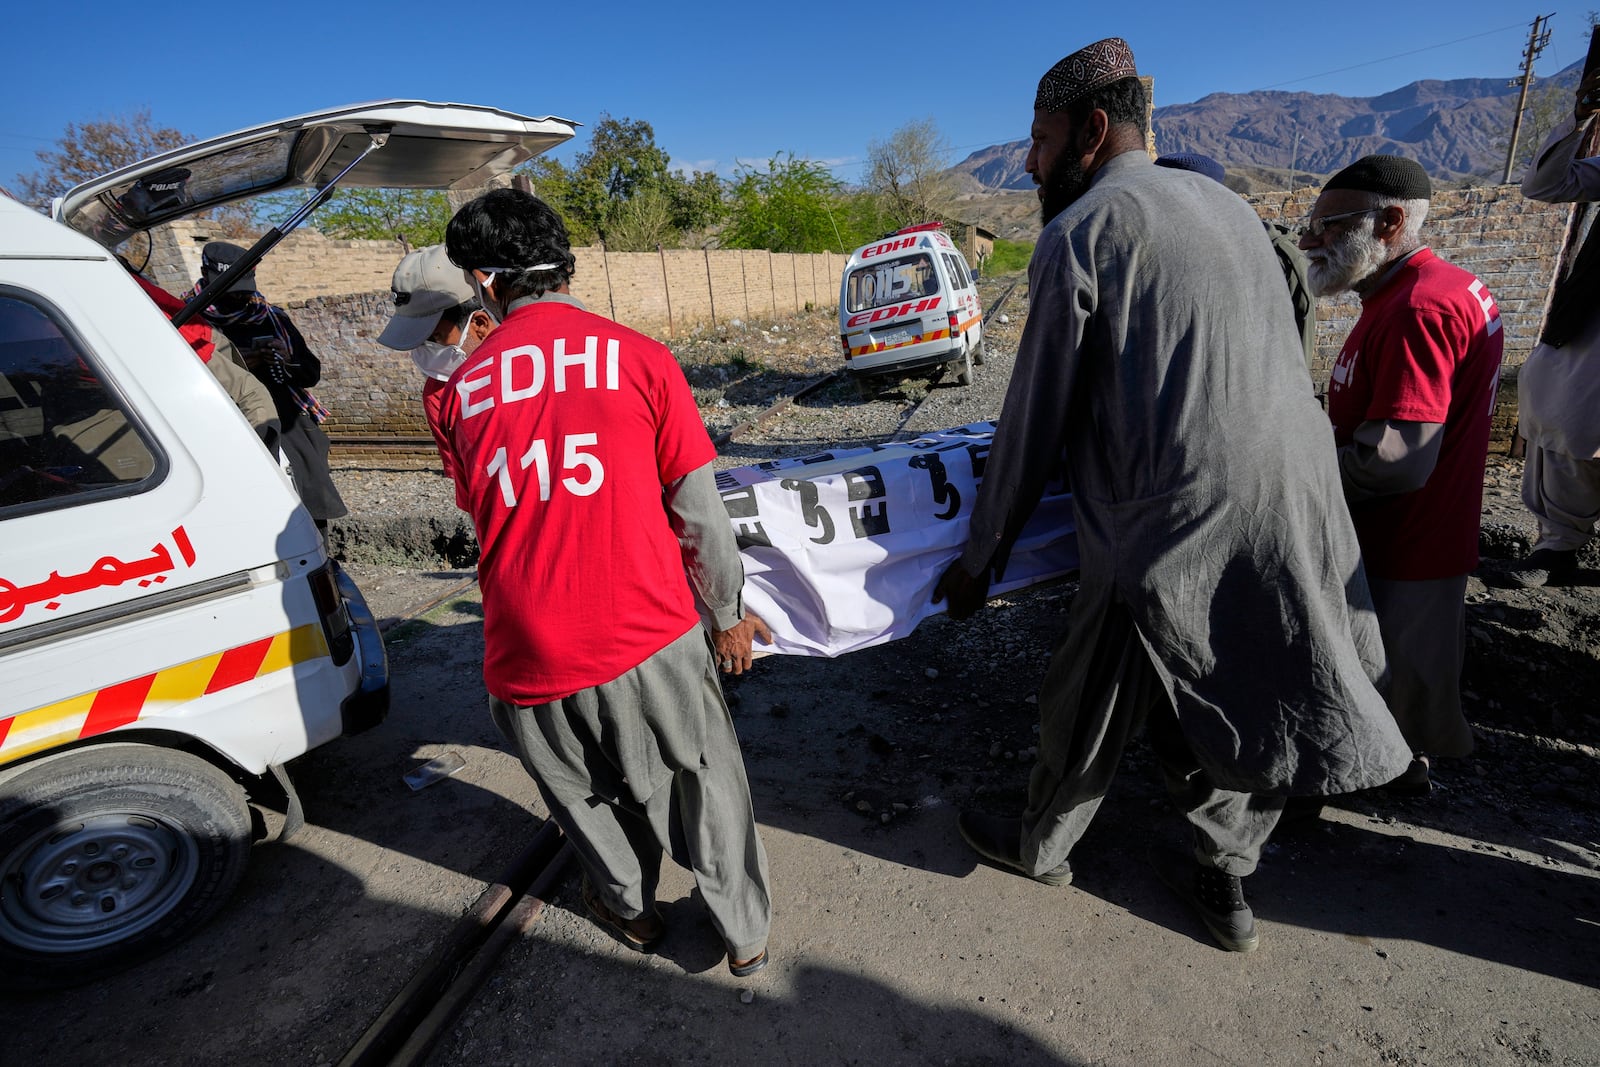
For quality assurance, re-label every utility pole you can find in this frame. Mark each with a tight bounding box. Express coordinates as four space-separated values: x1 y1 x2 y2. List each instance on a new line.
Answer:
1287 121 1301 191
1504 13 1555 184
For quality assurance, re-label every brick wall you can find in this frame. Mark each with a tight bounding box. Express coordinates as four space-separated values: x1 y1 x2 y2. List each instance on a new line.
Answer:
143 221 846 336
1246 185 1568 451
199 240 852 445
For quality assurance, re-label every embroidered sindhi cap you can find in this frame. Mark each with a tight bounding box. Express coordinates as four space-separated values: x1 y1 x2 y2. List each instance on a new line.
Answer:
1035 37 1138 113
1324 155 1432 200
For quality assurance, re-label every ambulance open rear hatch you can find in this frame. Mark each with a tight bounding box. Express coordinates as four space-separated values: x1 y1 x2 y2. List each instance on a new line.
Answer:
1 100 576 989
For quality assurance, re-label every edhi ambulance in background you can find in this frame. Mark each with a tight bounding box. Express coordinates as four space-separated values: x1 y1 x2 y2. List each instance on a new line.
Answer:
839 223 985 389
0 101 576 987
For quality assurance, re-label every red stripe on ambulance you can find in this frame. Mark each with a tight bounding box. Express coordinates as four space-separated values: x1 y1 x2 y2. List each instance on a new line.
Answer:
206 637 275 694
82 674 158 737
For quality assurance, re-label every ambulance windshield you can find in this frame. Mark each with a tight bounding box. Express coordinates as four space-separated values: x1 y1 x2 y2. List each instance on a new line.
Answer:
845 254 940 313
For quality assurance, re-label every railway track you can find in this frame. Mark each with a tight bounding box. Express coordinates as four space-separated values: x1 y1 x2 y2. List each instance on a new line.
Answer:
336 822 573 1067
336 275 1024 465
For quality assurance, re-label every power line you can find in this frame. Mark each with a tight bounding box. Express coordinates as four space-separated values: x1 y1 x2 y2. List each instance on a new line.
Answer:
1255 21 1532 91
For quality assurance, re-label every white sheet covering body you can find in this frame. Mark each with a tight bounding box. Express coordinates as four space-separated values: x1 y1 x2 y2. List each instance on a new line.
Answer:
717 422 1077 657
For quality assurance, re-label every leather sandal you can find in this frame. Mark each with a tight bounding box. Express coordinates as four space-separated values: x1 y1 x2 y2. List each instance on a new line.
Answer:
581 877 664 952
729 948 769 977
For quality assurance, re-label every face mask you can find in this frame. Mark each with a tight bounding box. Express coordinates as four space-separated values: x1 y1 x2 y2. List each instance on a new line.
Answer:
472 273 502 324
411 339 468 382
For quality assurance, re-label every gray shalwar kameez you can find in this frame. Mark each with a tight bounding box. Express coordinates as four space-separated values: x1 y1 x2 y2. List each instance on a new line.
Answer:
485 351 771 960
960 154 1413 876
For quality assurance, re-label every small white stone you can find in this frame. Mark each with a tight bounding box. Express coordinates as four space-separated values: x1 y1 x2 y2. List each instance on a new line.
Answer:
924 667 939 679
740 989 756 1005
998 313 1011 324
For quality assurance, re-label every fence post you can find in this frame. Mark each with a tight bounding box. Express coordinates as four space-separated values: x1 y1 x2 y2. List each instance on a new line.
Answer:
768 252 777 319
740 251 750 320
658 244 675 338
704 247 717 328
600 241 617 322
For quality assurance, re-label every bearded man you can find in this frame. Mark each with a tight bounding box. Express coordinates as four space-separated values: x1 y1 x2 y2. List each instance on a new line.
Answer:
1298 156 1504 790
935 38 1411 953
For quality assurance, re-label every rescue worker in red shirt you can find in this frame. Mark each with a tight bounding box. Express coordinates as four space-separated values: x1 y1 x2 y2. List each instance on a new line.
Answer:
1299 155 1504 793
438 188 773 976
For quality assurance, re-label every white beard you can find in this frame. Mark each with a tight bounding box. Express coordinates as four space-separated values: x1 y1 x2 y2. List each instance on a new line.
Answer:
1306 223 1390 297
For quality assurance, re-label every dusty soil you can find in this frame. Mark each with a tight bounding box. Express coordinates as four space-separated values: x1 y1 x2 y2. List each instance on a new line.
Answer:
10 275 1596 1066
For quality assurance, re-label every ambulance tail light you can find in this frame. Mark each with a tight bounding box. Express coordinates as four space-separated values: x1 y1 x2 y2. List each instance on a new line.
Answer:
948 311 961 334
308 562 355 666
840 333 851 358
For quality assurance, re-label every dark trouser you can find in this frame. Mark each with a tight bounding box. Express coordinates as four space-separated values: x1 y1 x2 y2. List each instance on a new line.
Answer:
1021 600 1285 879
1367 574 1472 758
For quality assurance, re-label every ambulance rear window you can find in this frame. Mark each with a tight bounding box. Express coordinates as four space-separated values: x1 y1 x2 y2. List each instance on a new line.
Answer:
845 254 941 313
0 291 162 516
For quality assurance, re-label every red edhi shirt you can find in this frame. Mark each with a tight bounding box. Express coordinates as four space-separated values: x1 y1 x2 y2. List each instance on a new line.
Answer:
1326 248 1504 580
436 296 715 706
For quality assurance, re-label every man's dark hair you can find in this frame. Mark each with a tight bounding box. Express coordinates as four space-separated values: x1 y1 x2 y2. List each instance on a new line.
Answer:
446 188 577 303
1065 76 1147 133
441 297 482 328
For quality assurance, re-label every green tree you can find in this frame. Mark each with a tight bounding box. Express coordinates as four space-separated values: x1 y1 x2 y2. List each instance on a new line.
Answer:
669 168 727 238
564 114 674 242
312 187 450 250
865 118 959 229
602 186 678 251
722 154 849 253
516 115 725 248
518 156 595 244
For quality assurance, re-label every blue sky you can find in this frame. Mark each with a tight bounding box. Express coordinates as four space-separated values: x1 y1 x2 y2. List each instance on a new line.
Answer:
3 3 1592 191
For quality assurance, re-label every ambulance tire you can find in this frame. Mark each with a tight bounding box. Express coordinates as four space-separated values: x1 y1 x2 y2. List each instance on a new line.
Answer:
972 336 987 366
0 743 252 989
954 345 974 387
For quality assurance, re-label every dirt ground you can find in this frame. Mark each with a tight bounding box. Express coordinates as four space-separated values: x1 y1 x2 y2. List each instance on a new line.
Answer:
6 276 1597 1065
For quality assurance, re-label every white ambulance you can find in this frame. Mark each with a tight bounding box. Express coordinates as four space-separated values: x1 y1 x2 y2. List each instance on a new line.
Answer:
838 223 985 387
0 101 576 987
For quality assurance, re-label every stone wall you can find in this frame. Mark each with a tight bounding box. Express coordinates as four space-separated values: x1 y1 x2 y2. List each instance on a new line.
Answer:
1246 185 1568 451
141 220 405 305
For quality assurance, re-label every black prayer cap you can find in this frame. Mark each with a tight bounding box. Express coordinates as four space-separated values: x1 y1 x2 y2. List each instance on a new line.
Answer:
1155 153 1226 184
1324 155 1431 200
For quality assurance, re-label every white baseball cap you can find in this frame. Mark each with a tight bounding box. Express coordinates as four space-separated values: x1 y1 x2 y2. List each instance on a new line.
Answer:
378 244 476 351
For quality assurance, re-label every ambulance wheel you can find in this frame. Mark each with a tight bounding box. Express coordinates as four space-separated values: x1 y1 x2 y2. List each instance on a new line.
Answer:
853 376 879 400
972 336 987 366
0 743 251 989
954 346 974 387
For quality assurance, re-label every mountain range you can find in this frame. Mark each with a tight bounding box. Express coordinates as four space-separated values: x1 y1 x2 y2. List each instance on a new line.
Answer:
953 61 1582 193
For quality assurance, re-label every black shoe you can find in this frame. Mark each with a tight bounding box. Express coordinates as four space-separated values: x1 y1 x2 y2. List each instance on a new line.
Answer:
1383 755 1432 797
1275 795 1327 831
1505 548 1578 589
957 811 1073 886
1155 853 1259 953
